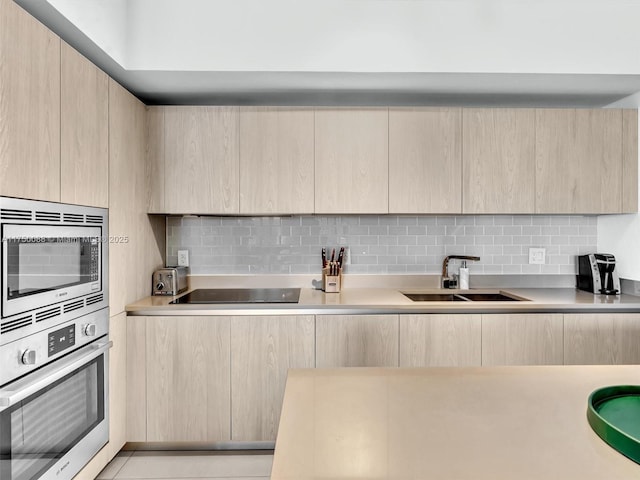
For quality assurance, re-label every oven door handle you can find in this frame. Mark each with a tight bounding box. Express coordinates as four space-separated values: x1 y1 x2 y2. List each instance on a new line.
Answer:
0 340 112 408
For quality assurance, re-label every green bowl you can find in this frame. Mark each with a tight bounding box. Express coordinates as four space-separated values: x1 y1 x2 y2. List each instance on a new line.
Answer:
587 385 640 464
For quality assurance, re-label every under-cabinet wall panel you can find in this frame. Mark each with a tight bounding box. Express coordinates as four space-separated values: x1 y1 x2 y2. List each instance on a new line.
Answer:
0 0 60 201
316 315 399 367
231 315 315 442
481 314 564 366
400 314 481 367
389 107 462 214
564 314 640 365
463 108 535 214
146 316 231 442
164 106 239 214
240 107 314 214
314 108 389 214
535 109 623 214
60 41 108 207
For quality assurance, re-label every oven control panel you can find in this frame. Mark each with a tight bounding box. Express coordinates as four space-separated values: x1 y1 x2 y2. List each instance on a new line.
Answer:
48 324 76 357
0 308 109 387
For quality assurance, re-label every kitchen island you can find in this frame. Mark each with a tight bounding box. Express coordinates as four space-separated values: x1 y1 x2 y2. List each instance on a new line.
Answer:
271 365 640 480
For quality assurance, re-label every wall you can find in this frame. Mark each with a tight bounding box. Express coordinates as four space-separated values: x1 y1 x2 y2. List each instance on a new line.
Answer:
168 214 596 275
599 94 640 281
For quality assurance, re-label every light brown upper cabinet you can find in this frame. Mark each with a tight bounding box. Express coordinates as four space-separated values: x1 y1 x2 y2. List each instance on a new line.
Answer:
462 108 535 214
0 0 60 202
164 106 239 214
146 106 165 213
60 42 108 207
239 107 314 214
389 108 462 214
315 108 389 213
535 109 623 214
622 109 638 213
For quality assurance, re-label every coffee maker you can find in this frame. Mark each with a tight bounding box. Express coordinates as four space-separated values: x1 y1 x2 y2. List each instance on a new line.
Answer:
577 254 620 295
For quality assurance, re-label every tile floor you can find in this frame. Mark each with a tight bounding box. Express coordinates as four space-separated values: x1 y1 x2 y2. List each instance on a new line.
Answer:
96 451 274 480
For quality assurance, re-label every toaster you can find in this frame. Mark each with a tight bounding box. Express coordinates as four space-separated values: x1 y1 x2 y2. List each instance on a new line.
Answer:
153 266 188 296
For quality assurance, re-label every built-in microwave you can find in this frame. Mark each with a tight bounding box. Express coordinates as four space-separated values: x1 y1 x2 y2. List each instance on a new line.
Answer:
0 197 108 346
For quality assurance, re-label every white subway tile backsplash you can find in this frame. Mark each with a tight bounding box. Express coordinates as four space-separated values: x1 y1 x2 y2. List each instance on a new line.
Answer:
167 215 597 275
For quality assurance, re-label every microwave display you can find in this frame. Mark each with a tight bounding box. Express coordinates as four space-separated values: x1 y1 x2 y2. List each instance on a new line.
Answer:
6 237 100 300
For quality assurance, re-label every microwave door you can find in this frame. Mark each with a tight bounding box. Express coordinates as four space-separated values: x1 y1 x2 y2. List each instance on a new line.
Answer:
2 224 102 318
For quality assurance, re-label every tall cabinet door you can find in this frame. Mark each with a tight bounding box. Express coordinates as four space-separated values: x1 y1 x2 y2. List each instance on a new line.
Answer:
316 315 399 367
146 316 231 442
0 0 60 201
231 315 315 441
314 108 388 213
240 107 314 214
462 108 535 214
60 41 108 207
164 106 239 214
535 108 623 213
389 108 462 214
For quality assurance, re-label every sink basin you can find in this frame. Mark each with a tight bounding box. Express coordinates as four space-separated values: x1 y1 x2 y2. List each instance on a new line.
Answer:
402 291 529 302
458 292 526 302
402 293 469 302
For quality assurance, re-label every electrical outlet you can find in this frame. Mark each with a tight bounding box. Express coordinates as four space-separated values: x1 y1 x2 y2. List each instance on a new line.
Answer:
177 250 189 267
528 247 546 265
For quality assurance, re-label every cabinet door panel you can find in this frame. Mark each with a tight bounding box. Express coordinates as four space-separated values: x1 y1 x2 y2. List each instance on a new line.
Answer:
463 108 535 213
164 106 239 214
315 108 388 213
231 315 314 441
316 315 399 367
146 316 231 442
482 314 563 365
389 108 462 214
564 314 640 365
622 109 638 213
108 313 127 454
146 106 165 213
60 41 108 207
0 0 60 201
400 314 481 366
536 109 622 213
127 315 146 442
240 107 314 214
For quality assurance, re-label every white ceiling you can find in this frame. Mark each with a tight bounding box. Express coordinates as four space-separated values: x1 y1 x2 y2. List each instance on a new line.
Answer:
14 0 640 106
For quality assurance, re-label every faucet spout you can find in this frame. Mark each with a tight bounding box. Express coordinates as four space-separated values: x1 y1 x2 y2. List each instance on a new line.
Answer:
441 255 481 288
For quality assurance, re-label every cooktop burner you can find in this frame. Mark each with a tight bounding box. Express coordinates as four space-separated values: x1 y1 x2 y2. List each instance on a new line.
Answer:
170 288 301 304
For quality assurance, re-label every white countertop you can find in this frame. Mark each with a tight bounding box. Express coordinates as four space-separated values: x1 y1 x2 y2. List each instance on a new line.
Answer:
271 365 640 480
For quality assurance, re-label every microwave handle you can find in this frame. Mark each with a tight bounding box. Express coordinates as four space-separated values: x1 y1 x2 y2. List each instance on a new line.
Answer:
0 340 112 408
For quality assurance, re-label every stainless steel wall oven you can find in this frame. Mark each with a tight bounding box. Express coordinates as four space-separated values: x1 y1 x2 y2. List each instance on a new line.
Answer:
0 197 110 480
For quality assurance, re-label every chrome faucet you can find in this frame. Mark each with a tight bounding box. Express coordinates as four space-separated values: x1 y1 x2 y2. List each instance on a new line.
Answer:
441 255 480 289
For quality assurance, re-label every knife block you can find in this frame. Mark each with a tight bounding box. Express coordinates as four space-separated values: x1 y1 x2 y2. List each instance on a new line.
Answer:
322 268 342 293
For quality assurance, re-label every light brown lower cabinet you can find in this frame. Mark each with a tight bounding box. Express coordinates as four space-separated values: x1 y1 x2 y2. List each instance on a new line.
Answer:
230 315 315 441
316 315 399 367
481 314 564 365
564 313 640 365
399 314 481 366
145 316 231 442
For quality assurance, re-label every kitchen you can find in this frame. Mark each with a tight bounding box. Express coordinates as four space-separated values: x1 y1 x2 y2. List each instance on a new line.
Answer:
1 0 640 479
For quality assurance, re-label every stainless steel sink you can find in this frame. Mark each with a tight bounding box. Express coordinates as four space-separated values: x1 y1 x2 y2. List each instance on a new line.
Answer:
402 291 528 302
402 293 469 302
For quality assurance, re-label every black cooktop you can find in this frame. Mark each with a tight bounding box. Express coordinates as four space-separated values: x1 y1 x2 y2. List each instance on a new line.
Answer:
170 288 301 304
